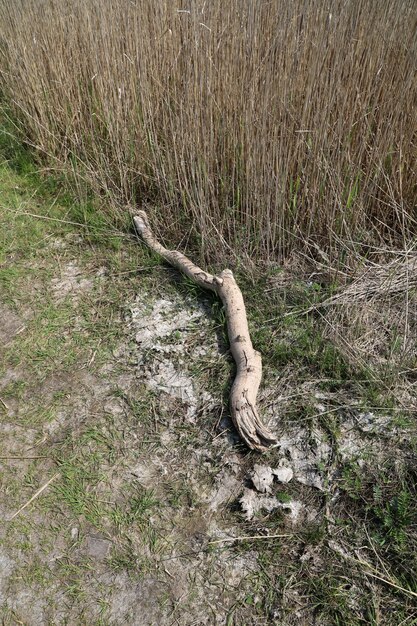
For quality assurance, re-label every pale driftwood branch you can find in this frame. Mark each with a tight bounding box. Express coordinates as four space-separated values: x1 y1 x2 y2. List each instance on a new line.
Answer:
133 211 277 451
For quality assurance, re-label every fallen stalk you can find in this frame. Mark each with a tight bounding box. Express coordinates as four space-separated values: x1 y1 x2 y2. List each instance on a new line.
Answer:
208 533 292 544
132 210 277 451
8 473 59 521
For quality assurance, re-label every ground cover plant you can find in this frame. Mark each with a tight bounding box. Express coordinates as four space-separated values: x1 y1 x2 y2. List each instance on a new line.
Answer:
0 0 416 624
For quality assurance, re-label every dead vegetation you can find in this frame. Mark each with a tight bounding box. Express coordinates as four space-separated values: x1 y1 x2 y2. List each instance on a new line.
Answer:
0 0 416 263
133 209 277 450
315 252 417 379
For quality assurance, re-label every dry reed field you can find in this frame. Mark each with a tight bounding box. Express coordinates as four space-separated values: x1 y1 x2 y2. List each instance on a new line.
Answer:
0 0 416 263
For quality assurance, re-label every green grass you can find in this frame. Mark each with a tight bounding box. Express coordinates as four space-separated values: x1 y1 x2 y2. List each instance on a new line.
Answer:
0 139 159 388
0 133 171 622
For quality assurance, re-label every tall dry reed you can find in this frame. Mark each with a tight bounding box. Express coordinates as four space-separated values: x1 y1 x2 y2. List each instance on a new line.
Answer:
0 0 416 263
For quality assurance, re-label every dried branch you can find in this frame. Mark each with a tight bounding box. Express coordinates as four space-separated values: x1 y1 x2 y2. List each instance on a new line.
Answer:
133 211 277 451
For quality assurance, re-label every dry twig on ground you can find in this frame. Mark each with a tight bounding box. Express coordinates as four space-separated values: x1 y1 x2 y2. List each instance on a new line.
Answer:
133 210 277 451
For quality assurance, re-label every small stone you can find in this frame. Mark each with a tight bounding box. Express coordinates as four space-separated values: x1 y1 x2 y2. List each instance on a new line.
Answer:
85 535 111 560
251 464 274 493
273 466 294 483
240 487 280 520
71 527 79 540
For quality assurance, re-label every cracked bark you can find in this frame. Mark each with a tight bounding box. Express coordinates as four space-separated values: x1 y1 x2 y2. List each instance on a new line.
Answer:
132 210 277 451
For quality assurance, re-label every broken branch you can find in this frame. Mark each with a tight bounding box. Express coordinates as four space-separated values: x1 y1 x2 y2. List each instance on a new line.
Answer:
133 211 277 451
